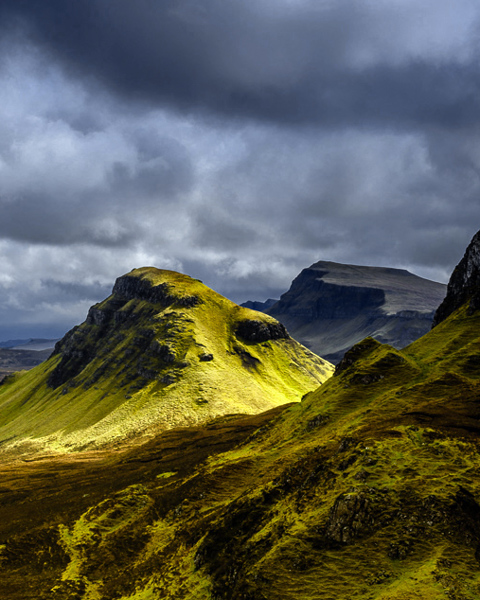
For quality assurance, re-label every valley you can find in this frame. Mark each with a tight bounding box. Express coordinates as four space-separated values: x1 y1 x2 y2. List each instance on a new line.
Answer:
0 232 480 599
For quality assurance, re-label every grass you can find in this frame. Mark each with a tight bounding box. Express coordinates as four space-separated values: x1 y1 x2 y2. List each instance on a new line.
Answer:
1 277 480 598
0 268 333 452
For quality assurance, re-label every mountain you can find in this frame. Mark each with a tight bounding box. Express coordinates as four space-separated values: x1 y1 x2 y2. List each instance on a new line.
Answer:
0 338 59 378
0 338 59 350
265 261 447 363
0 339 28 349
0 267 333 453
1 236 480 600
241 298 278 311
0 347 53 379
11 338 59 350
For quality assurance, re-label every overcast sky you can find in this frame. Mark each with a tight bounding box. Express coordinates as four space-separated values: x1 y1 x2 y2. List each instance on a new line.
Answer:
1 0 480 339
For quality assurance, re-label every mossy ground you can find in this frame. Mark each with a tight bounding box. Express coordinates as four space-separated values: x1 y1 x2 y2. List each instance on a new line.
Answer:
0 268 332 452
1 303 480 598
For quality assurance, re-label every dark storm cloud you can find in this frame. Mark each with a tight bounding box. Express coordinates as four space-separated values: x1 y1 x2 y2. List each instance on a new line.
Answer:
0 112 194 247
2 0 480 130
1 0 480 339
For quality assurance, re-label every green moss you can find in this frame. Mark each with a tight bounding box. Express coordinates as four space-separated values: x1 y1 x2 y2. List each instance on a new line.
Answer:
0 268 333 452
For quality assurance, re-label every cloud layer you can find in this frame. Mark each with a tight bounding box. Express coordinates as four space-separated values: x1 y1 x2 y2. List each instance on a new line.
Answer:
1 0 480 338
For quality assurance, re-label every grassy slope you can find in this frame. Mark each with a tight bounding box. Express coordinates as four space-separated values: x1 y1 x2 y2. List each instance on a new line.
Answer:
1 304 480 599
0 268 333 452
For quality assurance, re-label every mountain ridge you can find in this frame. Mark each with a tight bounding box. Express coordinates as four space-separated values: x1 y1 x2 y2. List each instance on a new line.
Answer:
264 261 446 363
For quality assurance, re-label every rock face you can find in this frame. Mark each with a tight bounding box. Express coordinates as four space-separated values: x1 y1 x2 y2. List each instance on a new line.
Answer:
264 261 446 363
433 230 480 326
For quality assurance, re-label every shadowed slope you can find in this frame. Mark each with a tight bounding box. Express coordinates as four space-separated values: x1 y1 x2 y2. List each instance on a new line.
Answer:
0 267 333 452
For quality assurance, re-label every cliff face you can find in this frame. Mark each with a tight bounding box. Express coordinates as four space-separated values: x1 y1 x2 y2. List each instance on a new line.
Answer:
0 267 333 452
433 230 480 326
266 261 446 363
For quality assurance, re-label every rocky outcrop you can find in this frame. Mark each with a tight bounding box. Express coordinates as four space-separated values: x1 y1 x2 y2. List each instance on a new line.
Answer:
235 319 289 343
112 274 200 307
433 230 480 327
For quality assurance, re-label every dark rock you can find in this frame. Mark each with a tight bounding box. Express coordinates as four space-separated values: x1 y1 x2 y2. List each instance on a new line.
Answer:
161 374 176 385
448 487 480 547
433 230 480 326
325 491 376 543
112 275 200 308
47 328 95 389
199 353 214 362
235 320 289 343
233 346 261 369
388 539 413 560
149 341 176 363
306 414 330 430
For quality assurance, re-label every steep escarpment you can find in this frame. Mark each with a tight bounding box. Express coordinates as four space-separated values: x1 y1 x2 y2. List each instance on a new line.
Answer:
266 261 446 363
433 229 480 326
0 267 333 452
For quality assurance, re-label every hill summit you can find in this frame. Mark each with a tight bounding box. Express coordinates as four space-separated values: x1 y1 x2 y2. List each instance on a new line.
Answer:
265 261 446 362
0 267 333 452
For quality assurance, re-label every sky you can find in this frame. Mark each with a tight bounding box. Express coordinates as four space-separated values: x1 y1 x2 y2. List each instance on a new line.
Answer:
1 0 480 340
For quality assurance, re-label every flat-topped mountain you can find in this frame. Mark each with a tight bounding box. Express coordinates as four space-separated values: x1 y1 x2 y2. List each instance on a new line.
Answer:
265 261 446 363
0 267 333 453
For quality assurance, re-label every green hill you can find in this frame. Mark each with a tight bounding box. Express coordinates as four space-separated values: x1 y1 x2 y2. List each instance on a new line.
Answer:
0 267 333 453
1 232 480 599
2 290 480 599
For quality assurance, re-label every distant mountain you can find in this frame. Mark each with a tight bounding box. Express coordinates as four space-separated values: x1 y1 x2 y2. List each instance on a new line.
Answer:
0 348 53 379
263 261 446 363
241 298 278 311
0 339 27 349
0 339 58 378
0 267 333 452
11 338 59 351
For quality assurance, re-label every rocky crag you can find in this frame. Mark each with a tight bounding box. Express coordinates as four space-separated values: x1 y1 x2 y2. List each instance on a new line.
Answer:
433 229 480 326
264 261 446 363
0 267 332 453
